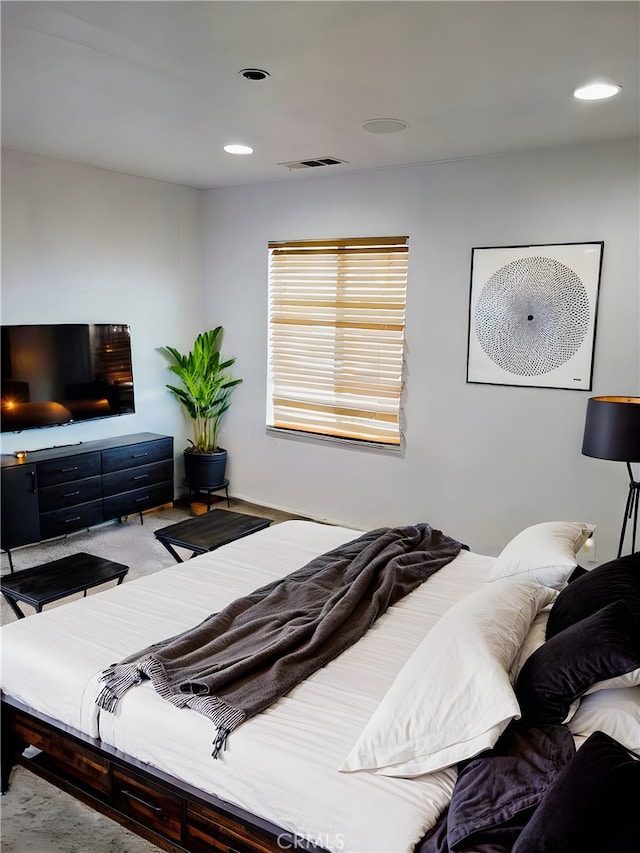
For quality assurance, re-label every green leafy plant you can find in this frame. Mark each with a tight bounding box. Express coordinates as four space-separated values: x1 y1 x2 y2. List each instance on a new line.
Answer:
162 327 242 453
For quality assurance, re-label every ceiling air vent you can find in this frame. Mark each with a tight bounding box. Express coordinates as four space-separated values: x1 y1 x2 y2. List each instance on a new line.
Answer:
278 156 348 170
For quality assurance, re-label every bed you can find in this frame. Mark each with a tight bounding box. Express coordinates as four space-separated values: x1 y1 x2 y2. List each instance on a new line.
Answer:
2 519 639 853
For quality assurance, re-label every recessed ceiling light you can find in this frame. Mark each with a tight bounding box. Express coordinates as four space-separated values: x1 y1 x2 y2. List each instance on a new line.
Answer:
362 118 409 134
573 82 622 100
224 144 254 155
239 68 270 81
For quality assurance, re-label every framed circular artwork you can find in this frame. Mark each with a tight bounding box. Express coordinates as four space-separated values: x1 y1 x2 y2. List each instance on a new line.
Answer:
466 242 604 389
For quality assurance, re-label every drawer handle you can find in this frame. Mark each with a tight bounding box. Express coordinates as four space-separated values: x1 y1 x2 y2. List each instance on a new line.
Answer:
132 474 149 481
63 490 81 498
60 466 79 473
64 516 81 524
120 788 163 814
135 496 150 503
132 452 148 458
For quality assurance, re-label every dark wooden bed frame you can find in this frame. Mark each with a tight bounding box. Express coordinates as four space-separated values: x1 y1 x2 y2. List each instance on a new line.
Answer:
1 693 321 853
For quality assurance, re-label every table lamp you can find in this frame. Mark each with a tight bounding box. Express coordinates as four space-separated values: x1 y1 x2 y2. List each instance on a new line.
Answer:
582 396 640 557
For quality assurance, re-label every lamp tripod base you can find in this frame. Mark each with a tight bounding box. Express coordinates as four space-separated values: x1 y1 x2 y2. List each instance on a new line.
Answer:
618 462 640 557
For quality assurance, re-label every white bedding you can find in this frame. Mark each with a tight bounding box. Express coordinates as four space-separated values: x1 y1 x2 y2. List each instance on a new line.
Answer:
2 520 496 852
1 521 360 735
3 518 635 852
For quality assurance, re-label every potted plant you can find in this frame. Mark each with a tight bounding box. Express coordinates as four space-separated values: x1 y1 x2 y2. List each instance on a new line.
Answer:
162 327 242 490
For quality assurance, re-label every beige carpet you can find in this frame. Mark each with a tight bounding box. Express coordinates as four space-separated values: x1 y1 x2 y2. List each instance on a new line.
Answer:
0 498 303 852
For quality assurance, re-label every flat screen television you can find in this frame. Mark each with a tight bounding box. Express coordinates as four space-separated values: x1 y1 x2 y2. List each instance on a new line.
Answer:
1 323 135 433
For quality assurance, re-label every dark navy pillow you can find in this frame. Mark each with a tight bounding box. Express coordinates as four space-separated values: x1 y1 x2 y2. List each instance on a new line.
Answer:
546 552 640 640
513 731 640 852
516 600 640 725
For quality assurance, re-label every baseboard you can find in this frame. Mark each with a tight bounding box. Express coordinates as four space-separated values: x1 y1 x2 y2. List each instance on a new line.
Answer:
228 492 359 530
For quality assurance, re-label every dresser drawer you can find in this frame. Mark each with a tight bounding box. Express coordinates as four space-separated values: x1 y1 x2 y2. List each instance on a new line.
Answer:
103 481 173 519
39 500 104 540
101 438 173 474
102 460 173 498
37 452 101 487
112 768 182 843
38 475 103 513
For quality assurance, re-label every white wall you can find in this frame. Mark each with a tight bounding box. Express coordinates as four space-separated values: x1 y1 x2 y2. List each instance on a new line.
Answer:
1 149 204 484
2 142 637 561
202 139 639 559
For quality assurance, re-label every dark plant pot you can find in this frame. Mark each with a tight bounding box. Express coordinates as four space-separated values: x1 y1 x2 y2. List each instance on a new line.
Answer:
183 448 228 488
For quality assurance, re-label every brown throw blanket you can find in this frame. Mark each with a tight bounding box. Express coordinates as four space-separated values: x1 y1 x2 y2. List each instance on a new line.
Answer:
96 523 465 756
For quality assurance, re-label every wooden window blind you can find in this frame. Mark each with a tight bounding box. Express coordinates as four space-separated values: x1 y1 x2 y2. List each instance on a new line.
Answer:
267 236 408 446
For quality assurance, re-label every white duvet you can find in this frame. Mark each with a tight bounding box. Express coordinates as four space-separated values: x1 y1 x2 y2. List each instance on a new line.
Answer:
1 520 518 852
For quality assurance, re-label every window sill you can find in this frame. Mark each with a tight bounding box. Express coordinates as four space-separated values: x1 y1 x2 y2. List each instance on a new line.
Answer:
265 426 405 455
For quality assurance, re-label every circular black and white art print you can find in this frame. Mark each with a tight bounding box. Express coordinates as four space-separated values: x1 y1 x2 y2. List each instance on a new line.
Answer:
467 244 602 390
475 256 589 376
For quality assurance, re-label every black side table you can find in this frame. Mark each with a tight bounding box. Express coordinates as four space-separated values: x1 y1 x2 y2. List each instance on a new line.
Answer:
0 552 128 619
154 510 272 562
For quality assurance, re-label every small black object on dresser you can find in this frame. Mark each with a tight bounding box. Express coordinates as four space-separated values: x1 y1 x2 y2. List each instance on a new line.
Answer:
1 433 173 571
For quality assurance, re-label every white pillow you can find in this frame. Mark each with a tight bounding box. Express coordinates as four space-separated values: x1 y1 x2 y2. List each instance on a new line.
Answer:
569 687 640 753
489 521 595 589
339 578 556 777
583 668 640 696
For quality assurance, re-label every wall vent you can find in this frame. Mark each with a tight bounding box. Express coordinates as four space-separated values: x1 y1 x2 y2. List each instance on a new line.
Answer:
278 156 348 170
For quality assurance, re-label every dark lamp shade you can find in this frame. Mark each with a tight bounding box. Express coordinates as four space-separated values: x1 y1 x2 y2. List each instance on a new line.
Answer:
582 396 640 462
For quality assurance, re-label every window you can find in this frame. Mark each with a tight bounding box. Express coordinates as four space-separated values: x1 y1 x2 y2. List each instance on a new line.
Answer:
267 236 408 447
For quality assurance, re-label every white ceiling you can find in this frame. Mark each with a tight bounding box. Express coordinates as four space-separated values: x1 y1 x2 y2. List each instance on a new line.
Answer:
2 1 638 189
